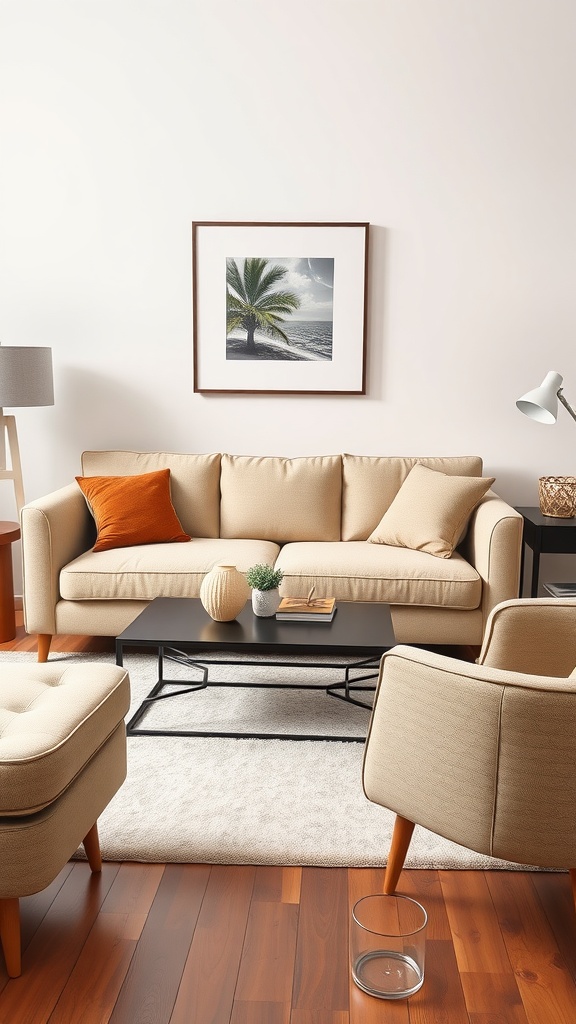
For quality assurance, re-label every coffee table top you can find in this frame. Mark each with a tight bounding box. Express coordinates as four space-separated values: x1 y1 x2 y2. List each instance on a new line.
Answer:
116 597 395 656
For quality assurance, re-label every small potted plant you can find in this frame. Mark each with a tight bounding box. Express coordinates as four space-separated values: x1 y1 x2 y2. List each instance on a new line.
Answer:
245 563 284 618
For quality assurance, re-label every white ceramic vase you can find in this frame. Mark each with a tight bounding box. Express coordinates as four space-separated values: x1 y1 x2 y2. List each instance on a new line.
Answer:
252 588 281 618
200 564 249 621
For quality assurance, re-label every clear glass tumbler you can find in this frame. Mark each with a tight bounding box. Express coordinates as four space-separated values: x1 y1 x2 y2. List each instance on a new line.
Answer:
350 893 427 1000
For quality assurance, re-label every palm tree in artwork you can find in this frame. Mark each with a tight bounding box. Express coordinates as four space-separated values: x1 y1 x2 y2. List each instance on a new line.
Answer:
226 257 301 354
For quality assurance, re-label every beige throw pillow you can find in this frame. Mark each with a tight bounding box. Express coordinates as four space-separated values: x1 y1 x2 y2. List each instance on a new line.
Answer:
367 463 495 558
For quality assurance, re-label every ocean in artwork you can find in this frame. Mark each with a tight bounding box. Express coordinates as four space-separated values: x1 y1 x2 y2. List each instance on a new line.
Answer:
227 320 333 361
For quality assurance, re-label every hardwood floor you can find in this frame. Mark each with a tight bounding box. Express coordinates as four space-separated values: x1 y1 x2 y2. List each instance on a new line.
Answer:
1 617 576 1023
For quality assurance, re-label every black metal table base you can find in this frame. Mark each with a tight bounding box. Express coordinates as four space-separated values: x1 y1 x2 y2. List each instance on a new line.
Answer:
122 645 380 742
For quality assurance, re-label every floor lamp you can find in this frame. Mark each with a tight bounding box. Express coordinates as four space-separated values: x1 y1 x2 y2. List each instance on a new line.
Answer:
0 346 54 515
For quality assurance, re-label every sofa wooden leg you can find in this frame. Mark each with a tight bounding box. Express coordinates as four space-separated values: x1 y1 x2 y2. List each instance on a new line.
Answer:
384 815 416 894
83 822 102 873
0 898 21 978
37 634 52 663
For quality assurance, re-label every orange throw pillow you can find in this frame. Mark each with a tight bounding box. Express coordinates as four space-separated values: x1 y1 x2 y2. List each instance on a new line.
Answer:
76 469 191 551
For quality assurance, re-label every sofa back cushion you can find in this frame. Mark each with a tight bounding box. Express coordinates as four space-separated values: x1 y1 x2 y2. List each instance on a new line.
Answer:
341 454 484 541
81 451 221 538
220 454 342 542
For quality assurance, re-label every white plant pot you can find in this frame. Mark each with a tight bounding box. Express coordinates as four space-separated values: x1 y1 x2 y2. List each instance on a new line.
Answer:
252 588 281 618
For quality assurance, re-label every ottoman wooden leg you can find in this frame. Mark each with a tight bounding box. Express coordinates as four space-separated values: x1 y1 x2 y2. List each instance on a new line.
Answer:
83 822 102 872
0 897 21 978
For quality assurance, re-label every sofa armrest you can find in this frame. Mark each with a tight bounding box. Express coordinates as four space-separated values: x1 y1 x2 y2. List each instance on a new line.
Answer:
21 484 94 635
460 491 523 632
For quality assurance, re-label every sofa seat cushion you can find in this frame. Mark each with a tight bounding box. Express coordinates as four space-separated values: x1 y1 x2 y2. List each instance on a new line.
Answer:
0 663 129 815
60 539 280 601
274 542 482 608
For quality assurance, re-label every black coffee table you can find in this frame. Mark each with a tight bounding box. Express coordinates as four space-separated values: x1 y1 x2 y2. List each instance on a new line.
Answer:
116 597 396 742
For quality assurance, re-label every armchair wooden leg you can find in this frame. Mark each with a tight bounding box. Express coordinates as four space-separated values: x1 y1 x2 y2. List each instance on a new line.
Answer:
37 634 52 663
0 898 21 978
83 822 102 873
384 815 416 894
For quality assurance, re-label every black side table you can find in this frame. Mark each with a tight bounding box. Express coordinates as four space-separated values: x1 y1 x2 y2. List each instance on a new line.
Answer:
515 506 576 597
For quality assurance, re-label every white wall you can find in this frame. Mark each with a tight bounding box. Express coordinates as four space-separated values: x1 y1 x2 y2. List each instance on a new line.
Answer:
1 0 576 593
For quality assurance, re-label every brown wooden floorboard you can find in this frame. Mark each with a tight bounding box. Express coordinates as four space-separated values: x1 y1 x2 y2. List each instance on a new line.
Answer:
109 863 211 1024
1 624 576 1022
49 863 165 1024
291 866 349 1016
485 872 576 1024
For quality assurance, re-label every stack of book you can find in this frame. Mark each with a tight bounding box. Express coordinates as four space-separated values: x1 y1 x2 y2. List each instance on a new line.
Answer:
276 596 336 622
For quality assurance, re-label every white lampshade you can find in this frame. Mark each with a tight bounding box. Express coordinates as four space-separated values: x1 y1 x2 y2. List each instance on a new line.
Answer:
516 371 563 425
0 346 54 408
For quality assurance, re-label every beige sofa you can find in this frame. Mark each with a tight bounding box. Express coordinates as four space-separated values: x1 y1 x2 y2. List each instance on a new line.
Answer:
21 451 523 659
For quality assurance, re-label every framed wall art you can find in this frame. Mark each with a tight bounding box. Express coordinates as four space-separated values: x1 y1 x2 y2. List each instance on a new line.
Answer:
192 221 369 394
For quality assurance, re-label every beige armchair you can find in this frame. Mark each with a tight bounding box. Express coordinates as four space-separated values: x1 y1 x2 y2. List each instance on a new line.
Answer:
362 598 576 903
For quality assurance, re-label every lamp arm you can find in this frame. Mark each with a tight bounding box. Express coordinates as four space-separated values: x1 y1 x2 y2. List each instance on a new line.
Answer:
558 389 576 425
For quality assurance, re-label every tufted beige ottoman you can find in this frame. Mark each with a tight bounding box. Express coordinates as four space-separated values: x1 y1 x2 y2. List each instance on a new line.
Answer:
0 661 130 977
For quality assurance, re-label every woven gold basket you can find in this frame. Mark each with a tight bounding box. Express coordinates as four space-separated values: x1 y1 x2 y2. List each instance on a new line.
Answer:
538 476 576 518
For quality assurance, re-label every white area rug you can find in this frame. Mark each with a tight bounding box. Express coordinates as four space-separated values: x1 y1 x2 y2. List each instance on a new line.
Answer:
1 650 524 869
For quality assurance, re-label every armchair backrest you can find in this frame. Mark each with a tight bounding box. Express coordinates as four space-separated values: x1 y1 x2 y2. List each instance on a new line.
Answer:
494 674 576 866
479 597 576 676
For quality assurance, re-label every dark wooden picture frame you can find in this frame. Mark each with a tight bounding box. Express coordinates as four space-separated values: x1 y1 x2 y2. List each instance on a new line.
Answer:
192 221 369 394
